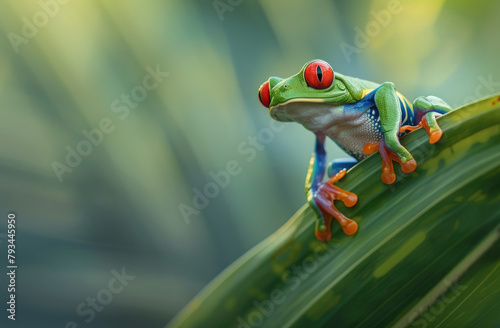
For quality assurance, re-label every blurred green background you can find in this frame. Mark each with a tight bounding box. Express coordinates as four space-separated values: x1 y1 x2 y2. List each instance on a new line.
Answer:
0 0 499 327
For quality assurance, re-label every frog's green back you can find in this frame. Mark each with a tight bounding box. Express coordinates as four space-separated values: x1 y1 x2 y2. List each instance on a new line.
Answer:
336 73 381 101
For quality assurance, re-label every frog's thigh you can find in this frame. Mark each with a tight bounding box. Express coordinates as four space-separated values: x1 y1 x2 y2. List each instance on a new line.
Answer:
328 158 358 177
413 96 452 113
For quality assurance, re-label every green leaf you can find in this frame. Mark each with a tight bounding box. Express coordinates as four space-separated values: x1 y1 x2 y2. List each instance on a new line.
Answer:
168 94 500 328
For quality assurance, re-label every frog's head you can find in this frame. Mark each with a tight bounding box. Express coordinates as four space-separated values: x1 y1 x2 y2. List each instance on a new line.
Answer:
258 60 356 122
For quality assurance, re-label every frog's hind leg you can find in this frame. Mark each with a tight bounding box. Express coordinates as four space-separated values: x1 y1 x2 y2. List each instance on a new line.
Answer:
307 135 359 241
413 96 452 120
328 158 359 177
401 96 453 144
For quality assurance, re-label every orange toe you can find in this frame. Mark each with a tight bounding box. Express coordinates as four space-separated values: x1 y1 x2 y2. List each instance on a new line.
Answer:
401 159 417 173
429 130 442 144
363 142 380 155
315 228 332 242
335 169 347 180
343 193 358 207
342 221 358 235
382 172 396 184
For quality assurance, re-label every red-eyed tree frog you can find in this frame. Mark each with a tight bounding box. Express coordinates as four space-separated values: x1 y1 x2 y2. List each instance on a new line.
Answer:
258 60 452 241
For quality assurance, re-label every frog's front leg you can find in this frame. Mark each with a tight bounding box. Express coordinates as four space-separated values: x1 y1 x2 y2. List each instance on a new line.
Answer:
368 82 417 184
306 133 358 241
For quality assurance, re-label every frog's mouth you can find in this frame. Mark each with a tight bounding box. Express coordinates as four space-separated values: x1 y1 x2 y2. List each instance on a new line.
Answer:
270 96 343 122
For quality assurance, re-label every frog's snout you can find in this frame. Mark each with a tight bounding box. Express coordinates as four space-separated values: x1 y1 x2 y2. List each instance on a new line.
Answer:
258 81 270 108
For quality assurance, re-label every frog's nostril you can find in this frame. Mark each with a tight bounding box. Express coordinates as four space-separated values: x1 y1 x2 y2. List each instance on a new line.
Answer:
258 81 271 107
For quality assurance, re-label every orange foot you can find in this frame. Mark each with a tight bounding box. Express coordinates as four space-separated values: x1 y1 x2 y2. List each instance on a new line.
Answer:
400 115 443 144
314 169 358 241
363 140 417 185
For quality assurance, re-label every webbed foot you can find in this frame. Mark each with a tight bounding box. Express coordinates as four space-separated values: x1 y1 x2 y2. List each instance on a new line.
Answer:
313 169 358 241
400 112 444 144
363 140 417 185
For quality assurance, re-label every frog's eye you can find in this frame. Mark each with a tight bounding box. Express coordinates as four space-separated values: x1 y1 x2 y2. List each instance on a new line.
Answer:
258 81 271 107
304 60 334 89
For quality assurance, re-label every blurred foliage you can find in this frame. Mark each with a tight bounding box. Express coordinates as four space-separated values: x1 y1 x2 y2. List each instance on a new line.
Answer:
0 0 499 327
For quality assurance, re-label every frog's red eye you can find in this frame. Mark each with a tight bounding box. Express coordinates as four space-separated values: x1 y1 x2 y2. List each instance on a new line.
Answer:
304 60 334 89
258 81 270 107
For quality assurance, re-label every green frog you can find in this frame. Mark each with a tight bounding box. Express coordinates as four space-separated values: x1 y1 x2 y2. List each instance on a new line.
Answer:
258 59 452 241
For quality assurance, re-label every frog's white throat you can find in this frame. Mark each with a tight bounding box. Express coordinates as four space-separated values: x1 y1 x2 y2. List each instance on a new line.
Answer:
270 100 364 133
